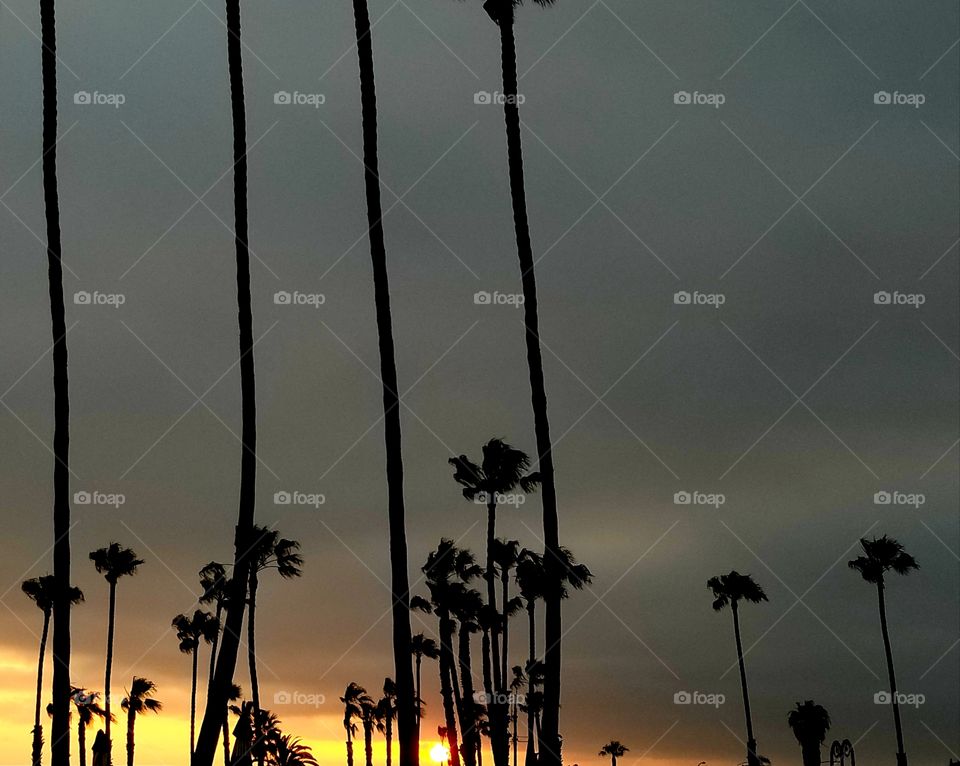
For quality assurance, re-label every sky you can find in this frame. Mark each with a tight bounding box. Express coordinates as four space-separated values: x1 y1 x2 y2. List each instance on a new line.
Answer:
0 0 958 765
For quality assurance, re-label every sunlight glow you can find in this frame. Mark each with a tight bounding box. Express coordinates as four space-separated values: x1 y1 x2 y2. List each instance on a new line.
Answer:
430 742 450 763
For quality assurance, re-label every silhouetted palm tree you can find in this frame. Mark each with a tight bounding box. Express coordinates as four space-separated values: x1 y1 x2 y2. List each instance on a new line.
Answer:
379 679 399 766
223 683 242 766
70 689 111 766
598 741 628 766
508 667 525 766
121 677 162 766
452 587 485 766
38 0 73 760
708 571 768 766
246 527 302 759
361 695 381 766
199 562 229 690
90 543 143 759
22 576 83 766
849 535 918 766
787 700 831 766
194 0 260 759
343 683 374 766
411 633 440 734
348 0 417 763
173 609 221 758
492 539 523 688
271 735 319 766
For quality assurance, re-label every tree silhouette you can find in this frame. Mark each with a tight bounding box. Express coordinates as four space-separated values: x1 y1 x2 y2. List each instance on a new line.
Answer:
223 684 243 766
173 610 220 758
708 571 767 766
598 741 628 766
90 543 144 760
343 683 374 766
849 535 918 766
37 0 73 760
271 735 319 766
411 633 440 737
121 677 162 766
22 576 83 766
199 562 229 691
492 538 523 688
378 678 399 766
787 700 831 766
508 667 526 766
452 586 485 766
70 688 112 766
246 526 303 762
194 0 260 757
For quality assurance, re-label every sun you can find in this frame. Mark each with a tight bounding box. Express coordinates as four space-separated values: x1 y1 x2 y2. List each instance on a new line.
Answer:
430 743 450 764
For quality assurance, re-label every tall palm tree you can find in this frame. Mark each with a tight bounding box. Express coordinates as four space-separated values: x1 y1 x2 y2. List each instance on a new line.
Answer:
37 0 73 760
120 677 162 766
410 633 440 733
598 741 628 766
848 535 918 766
707 571 768 766
70 689 111 766
194 0 260 759
343 683 374 766
787 700 831 766
246 526 302 757
360 695 381 766
22 575 83 766
90 543 143 759
378 679 399 766
173 609 221 758
198 562 229 690
349 1 417 763
508 667 525 766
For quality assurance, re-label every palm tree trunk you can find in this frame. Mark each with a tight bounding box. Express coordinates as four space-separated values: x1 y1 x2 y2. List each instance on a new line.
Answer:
877 583 907 765
39 3 72 765
78 719 86 766
105 581 117 759
364 722 374 766
493 15 561 766
610 755 616 766
439 618 462 766
501 568 510 689
208 602 222 692
386 718 393 766
415 654 423 729
731 604 759 766
349 3 417 766
222 710 230 766
346 728 355 766
127 710 136 766
485 502 502 693
193 0 258 761
191 648 199 758
800 741 820 766
524 604 535 766
247 571 262 766
32 610 50 766
457 626 478 766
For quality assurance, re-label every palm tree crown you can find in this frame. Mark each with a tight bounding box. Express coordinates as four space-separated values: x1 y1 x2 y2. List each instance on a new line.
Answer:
90 543 144 583
22 575 84 612
173 610 220 653
449 439 540 504
848 535 919 585
122 677 162 714
787 700 831 745
707 571 768 611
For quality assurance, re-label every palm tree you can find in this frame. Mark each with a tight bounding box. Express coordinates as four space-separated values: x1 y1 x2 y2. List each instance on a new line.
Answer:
223 684 242 766
349 0 418 761
452 587 485 766
194 0 260 759
173 610 221 758
22 576 83 766
598 741 628 766
70 689 111 766
410 633 440 733
787 700 831 766
849 535 918 766
121 677 162 766
343 683 374 766
491 538 522 687
199 562 229 689
246 527 302 757
707 571 768 766
378 679 399 766
90 543 143 759
37 0 73 760
271 735 319 766
508 667 525 766
361 695 380 766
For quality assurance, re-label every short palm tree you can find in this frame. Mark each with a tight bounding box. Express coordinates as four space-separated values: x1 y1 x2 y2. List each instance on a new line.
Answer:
378 678 399 766
849 535 918 766
272 735 319 766
71 688 111 766
223 683 243 766
708 571 768 766
173 609 221 758
199 562 229 690
121 677 162 766
452 586 485 766
787 700 831 766
360 694 381 766
90 543 143 759
492 538 523 688
22 575 83 766
410 633 440 732
598 741 628 766
342 683 374 766
246 526 303 758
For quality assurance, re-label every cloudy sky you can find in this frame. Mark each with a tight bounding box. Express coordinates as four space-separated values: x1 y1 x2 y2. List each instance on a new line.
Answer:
0 0 957 764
